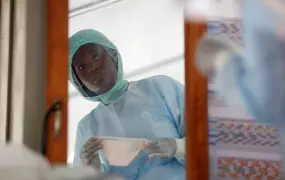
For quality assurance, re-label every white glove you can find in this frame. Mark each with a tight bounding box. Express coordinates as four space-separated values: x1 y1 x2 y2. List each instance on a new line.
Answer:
142 138 185 158
80 137 103 169
196 35 239 79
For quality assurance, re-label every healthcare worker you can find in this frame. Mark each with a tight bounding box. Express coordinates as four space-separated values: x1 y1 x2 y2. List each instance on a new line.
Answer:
69 29 185 180
197 0 285 172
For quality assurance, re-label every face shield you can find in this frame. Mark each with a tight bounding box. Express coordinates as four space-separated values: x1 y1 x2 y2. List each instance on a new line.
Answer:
71 45 119 97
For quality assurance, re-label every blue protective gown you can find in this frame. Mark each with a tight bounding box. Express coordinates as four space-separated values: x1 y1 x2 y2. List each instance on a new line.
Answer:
69 29 185 179
215 0 285 128
213 0 285 168
73 75 185 180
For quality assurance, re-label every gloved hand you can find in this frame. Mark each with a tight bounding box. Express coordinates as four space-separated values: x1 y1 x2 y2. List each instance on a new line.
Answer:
142 138 184 158
80 137 103 169
196 35 240 80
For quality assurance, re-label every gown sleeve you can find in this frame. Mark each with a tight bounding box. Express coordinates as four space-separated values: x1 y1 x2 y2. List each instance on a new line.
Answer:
151 75 186 164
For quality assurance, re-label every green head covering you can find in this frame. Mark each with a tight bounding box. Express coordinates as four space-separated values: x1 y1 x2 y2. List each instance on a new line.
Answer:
68 29 128 105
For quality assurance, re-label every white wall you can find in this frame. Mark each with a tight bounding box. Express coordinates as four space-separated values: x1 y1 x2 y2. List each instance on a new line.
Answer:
69 0 100 10
68 0 184 163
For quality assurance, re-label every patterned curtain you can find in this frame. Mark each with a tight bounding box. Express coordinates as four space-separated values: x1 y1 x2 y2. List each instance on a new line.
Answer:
208 20 283 179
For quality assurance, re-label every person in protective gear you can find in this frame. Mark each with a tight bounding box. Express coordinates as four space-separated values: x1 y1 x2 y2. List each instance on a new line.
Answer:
69 29 185 180
197 0 285 172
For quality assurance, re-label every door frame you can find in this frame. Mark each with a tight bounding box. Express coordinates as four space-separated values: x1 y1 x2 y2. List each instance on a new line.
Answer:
46 0 68 163
184 22 208 180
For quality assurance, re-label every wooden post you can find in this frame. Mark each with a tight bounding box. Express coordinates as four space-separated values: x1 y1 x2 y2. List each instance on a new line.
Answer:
185 22 209 180
46 0 68 163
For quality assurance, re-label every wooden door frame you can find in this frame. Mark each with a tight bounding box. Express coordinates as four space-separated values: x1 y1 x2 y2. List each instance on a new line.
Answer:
185 22 208 180
46 0 209 178
46 0 68 163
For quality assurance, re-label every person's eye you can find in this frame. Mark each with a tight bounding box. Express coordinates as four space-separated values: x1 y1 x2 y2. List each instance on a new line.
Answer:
93 55 100 60
79 64 85 70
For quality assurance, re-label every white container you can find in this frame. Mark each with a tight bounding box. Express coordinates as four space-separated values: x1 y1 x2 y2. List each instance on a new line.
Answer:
99 137 146 166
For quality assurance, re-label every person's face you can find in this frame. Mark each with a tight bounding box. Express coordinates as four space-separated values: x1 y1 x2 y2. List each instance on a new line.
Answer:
72 43 118 95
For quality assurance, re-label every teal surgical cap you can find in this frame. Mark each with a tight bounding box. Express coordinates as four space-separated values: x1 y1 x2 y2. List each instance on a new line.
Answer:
68 29 128 105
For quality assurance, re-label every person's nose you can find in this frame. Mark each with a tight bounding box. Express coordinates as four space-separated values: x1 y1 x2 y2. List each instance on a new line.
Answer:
88 61 98 74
